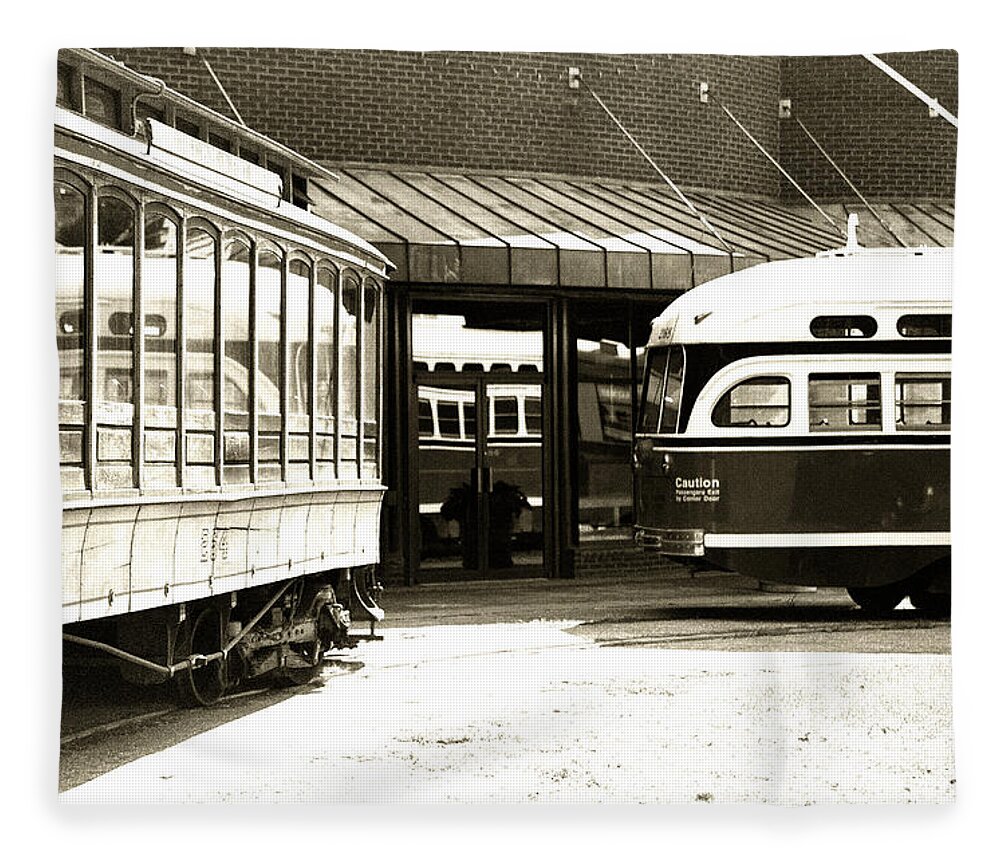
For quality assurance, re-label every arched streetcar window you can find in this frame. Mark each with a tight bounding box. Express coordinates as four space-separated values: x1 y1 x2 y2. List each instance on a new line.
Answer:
184 226 217 412
287 258 311 481
183 225 218 487
340 273 360 476
315 266 337 476
256 248 283 480
143 211 178 409
222 236 251 484
362 279 380 475
96 194 135 405
54 179 87 491
54 182 86 403
712 377 790 428
222 237 252 415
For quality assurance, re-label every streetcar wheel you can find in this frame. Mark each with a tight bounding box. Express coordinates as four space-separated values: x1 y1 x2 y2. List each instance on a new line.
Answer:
176 606 227 707
847 583 909 612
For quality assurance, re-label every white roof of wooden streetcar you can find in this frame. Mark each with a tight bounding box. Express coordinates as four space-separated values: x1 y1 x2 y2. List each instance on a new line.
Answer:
647 245 952 347
55 49 391 275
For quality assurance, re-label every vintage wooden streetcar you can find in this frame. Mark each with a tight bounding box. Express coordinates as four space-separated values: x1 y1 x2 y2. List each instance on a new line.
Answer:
633 234 951 612
56 49 389 704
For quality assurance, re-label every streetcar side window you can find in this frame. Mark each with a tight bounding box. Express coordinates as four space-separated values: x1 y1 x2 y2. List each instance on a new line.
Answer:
712 376 790 428
55 181 86 403
287 259 311 419
257 247 283 481
340 273 360 476
417 398 434 438
222 237 252 415
463 401 476 439
143 211 178 409
439 401 462 438
96 193 136 405
895 374 951 430
493 397 520 435
525 395 542 435
362 279 380 476
315 266 338 477
808 374 881 431
184 226 217 412
83 76 122 130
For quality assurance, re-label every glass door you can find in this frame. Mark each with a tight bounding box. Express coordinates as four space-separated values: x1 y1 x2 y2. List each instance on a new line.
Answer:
411 299 546 581
415 376 544 579
483 381 543 570
416 381 481 574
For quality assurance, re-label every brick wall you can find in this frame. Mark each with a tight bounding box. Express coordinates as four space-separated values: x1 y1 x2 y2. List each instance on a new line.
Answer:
99 47 957 202
779 51 958 200
101 48 782 196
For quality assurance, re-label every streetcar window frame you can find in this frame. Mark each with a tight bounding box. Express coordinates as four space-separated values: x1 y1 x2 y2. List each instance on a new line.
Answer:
895 373 951 431
53 163 386 497
492 396 520 436
711 376 790 429
417 397 435 438
438 400 463 439
807 373 882 432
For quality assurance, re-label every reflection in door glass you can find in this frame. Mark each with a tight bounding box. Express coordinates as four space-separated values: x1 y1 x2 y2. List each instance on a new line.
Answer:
412 310 543 373
412 300 545 580
417 385 478 572
485 383 542 569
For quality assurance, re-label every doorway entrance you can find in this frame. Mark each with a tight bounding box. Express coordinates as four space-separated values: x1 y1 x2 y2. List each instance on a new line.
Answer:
415 374 544 577
410 299 546 580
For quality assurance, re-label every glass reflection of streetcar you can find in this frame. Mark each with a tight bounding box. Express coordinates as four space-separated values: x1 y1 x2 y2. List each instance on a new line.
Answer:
415 366 543 572
634 237 951 613
56 50 390 704
412 315 635 574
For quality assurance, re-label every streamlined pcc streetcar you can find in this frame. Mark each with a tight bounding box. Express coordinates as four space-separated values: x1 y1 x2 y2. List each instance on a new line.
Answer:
56 50 390 704
633 239 951 612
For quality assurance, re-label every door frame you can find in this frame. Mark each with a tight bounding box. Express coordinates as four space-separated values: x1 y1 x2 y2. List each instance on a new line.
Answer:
398 292 558 585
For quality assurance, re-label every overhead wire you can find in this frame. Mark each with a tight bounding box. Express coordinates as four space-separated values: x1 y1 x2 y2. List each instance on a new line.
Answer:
579 74 736 255
792 116 908 247
709 95 847 240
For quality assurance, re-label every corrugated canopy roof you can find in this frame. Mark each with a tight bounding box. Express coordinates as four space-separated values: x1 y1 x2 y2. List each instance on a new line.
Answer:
311 167 953 290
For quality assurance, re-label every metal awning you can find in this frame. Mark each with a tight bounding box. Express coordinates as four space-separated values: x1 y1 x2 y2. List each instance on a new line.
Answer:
310 167 953 290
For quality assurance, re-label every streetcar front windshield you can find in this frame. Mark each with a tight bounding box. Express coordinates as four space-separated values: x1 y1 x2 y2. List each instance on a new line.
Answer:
639 346 684 434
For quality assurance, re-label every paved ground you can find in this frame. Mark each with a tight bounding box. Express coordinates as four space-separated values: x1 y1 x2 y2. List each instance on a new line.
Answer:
61 567 955 804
